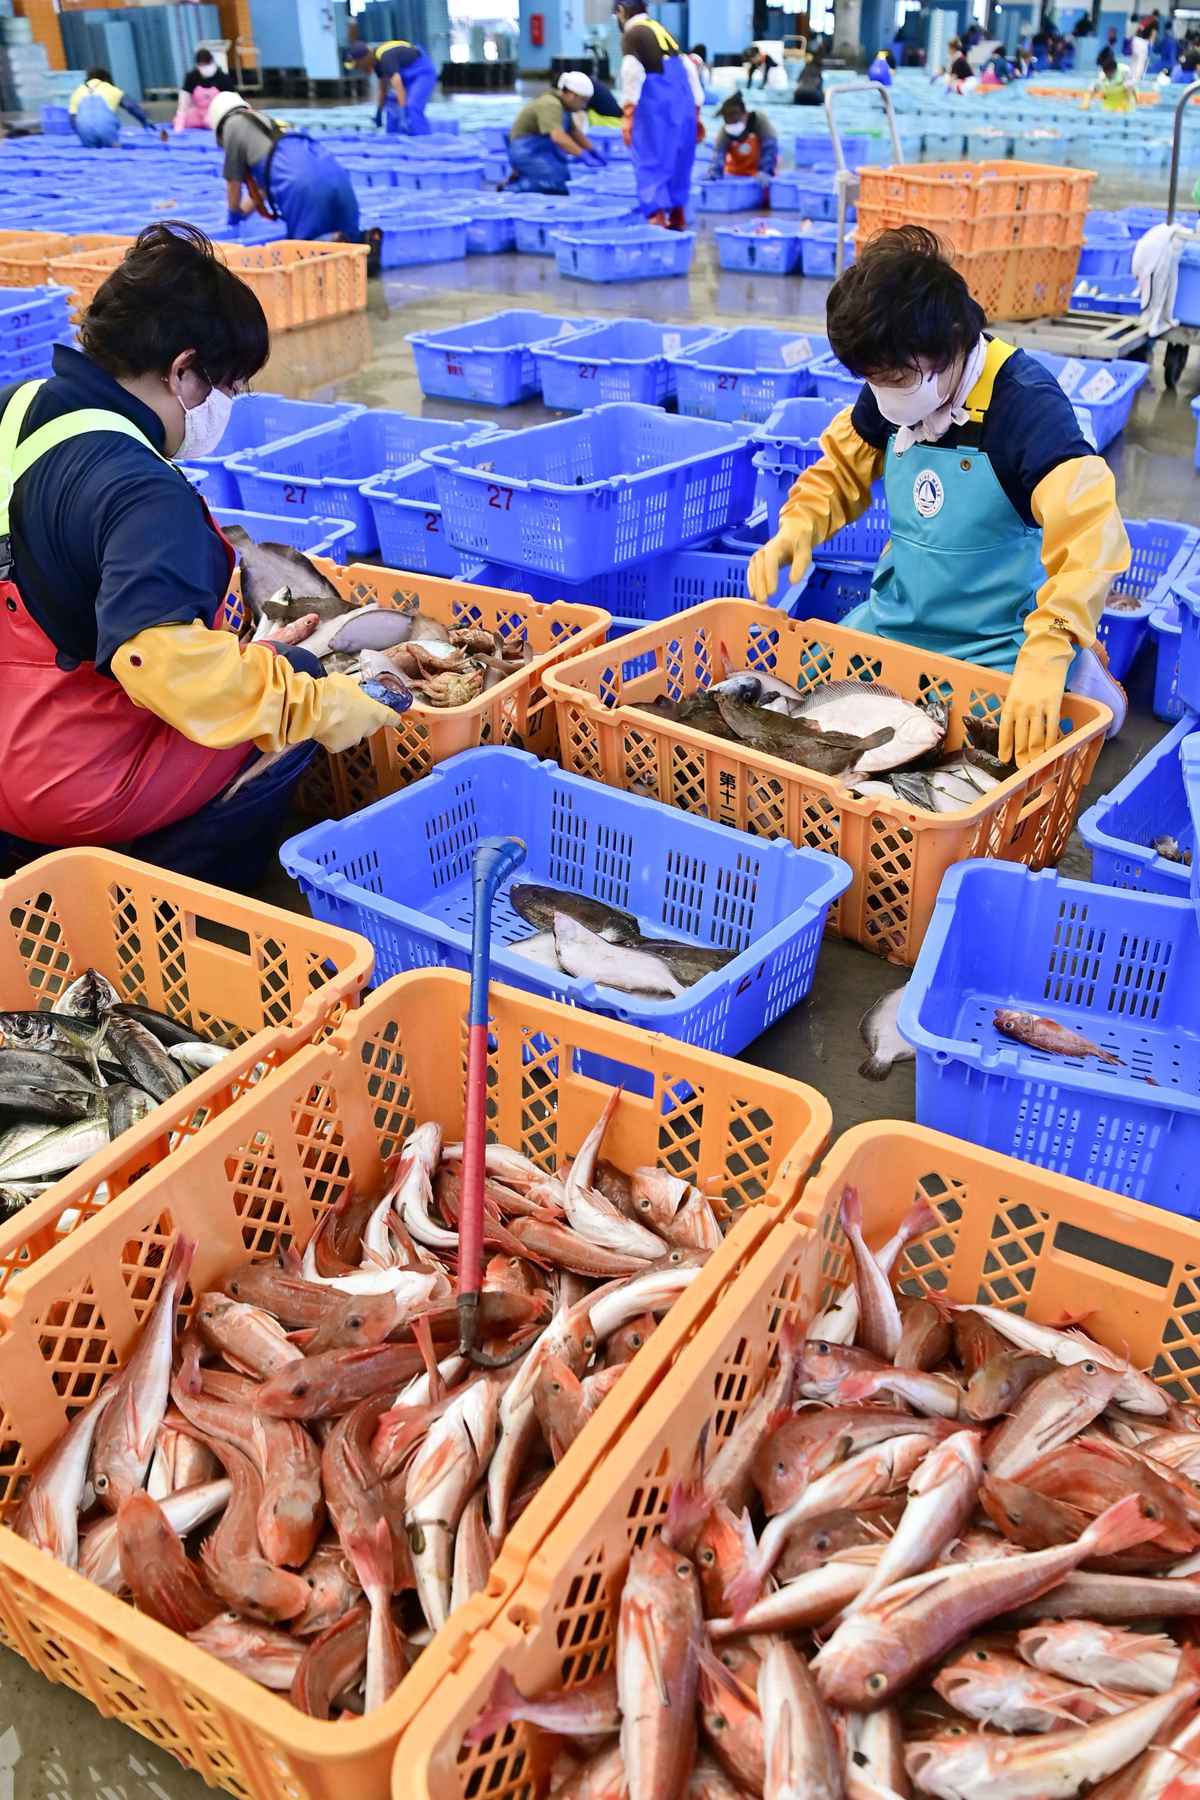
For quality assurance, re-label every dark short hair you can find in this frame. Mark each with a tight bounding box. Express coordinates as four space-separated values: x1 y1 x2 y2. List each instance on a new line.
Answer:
720 93 748 119
85 66 113 83
692 42 708 58
80 222 269 388
826 225 986 381
1098 46 1117 71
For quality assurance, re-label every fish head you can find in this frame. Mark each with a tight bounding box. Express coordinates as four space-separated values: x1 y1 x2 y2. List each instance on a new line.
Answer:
603 1311 656 1368
115 1490 175 1566
904 1735 988 1790
0 1012 57 1050
629 1166 688 1231
693 1502 753 1614
797 1339 872 1395
814 1613 914 1709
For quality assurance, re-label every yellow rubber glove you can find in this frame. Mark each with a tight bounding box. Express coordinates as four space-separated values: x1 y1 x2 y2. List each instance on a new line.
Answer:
111 620 398 756
999 634 1073 767
747 517 814 603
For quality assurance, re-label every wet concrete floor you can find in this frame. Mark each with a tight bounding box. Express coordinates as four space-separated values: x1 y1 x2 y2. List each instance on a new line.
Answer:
0 162 1194 1797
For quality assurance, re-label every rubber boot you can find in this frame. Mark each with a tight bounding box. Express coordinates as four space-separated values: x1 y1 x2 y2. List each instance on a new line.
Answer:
647 209 668 228
667 206 687 231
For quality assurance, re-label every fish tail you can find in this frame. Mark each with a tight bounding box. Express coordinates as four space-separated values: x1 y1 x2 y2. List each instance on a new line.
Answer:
346 1517 393 1607
166 1235 197 1292
1083 1493 1165 1559
857 1052 893 1081
839 1184 863 1237
463 1668 527 1746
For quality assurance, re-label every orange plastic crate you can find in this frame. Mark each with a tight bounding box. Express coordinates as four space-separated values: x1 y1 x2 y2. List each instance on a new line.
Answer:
0 968 830 1800
0 849 372 1301
545 601 1109 964
407 1119 1200 1800
853 223 1082 322
47 239 367 334
256 557 611 819
857 160 1095 228
0 232 130 288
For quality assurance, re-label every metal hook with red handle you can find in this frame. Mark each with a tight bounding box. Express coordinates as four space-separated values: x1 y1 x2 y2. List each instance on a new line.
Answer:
458 834 527 1366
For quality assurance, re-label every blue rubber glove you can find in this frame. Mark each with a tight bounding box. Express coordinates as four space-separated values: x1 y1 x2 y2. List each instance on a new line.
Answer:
226 207 243 228
362 679 413 715
581 150 604 169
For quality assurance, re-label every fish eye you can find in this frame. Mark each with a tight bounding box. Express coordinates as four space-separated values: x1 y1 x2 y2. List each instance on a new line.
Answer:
583 1334 595 1354
776 1461 786 1476
638 1197 652 1211
974 1649 989 1661
549 1381 562 1395
947 1725 967 1738
675 1561 691 1579
814 1534 830 1552
1144 1502 1159 1519
816 1343 830 1357
851 1752 869 1768
1082 1360 1098 1374
292 1381 309 1397
348 1315 364 1331
629 1333 644 1350
700 1548 715 1566
866 1673 887 1695
228 1280 240 1296
94 1473 109 1493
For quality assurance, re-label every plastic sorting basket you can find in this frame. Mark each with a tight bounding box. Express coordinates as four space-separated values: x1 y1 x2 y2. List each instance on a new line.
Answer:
0 231 130 288
809 351 862 405
697 174 765 212
407 309 597 406
1079 711 1199 898
425 404 759 582
212 506 356 567
512 201 632 255
403 1116 1200 1800
551 225 697 282
0 968 830 1800
1151 602 1186 723
1183 730 1200 929
0 285 69 354
1071 279 1142 317
753 450 890 562
670 326 829 425
901 860 1200 1206
282 748 851 1070
800 221 851 277
545 600 1110 964
187 393 362 510
713 220 807 274
766 169 841 218
1174 575 1200 718
227 412 496 556
531 319 718 411
360 462 463 577
376 213 469 268
1097 518 1199 680
0 848 372 1303
1029 351 1149 452
856 160 1095 253
259 556 610 821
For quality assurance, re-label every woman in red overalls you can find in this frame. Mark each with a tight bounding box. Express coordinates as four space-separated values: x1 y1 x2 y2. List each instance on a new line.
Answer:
704 92 779 191
0 223 394 880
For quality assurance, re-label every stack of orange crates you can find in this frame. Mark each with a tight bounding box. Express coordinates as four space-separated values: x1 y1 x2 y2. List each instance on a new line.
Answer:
855 160 1096 320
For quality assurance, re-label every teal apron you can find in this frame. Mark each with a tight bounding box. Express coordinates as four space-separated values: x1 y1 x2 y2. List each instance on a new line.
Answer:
842 343 1046 673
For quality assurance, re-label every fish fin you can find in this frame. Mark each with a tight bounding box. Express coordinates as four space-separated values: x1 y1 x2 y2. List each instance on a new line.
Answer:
1082 1493 1165 1558
623 1596 671 1707
346 1517 392 1608
165 1234 197 1290
857 1052 893 1081
287 1328 319 1350
1099 1047 1125 1066
278 1242 304 1276
412 1315 441 1404
463 1668 528 1746
830 1372 880 1405
663 1480 713 1551
838 1185 863 1239
898 1199 939 1247
723 1556 768 1624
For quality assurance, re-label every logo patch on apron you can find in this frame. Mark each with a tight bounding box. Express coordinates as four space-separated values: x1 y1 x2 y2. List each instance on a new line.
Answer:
913 469 945 519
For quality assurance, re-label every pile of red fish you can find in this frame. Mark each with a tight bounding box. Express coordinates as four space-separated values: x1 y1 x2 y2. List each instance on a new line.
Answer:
10 1095 723 1719
463 1190 1200 1798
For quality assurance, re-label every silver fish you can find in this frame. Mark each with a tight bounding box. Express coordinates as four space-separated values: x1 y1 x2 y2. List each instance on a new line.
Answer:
104 1014 186 1104
166 1041 234 1072
51 968 120 1020
0 1109 110 1180
858 985 914 1082
891 761 997 814
104 1083 157 1138
794 680 948 776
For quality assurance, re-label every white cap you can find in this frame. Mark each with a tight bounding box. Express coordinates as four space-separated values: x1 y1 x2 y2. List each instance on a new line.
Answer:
557 70 595 99
209 90 250 135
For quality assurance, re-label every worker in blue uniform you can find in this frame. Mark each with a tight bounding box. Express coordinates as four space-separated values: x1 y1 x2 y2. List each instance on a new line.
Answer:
347 38 438 135
615 0 704 230
506 73 603 194
210 93 360 243
747 227 1130 768
69 68 154 148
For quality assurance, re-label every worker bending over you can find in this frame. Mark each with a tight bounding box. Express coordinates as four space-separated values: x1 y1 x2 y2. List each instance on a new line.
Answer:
210 93 360 243
347 38 438 135
0 224 394 880
1090 46 1137 108
706 93 778 183
615 0 704 229
70 68 154 148
747 227 1129 767
507 72 602 193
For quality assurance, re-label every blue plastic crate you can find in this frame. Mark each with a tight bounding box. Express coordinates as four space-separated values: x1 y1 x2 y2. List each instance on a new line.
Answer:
1183 731 1200 928
899 860 1200 1208
1096 519 1199 679
377 213 469 267
513 201 632 255
809 353 861 406
187 393 362 509
1176 245 1200 328
1151 604 1186 723
1174 575 1200 716
280 747 850 1067
426 403 758 581
361 462 463 576
1076 239 1135 282
1191 396 1200 472
532 319 718 410
671 327 829 424
800 222 853 278
1071 280 1141 317
1029 351 1149 452
212 506 357 567
752 451 891 563
392 161 486 194
752 395 844 471
460 206 517 254
697 176 765 213
1078 712 1198 899
766 171 842 220
407 308 595 406
40 105 73 136
0 287 69 355
228 412 496 555
713 221 806 274
790 558 874 623
551 225 696 282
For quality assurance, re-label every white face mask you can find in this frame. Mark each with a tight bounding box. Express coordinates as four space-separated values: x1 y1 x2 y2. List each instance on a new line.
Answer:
869 365 945 427
725 120 747 137
177 381 234 460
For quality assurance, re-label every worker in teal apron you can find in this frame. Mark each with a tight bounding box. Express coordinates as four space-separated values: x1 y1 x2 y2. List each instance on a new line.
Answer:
748 226 1130 767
